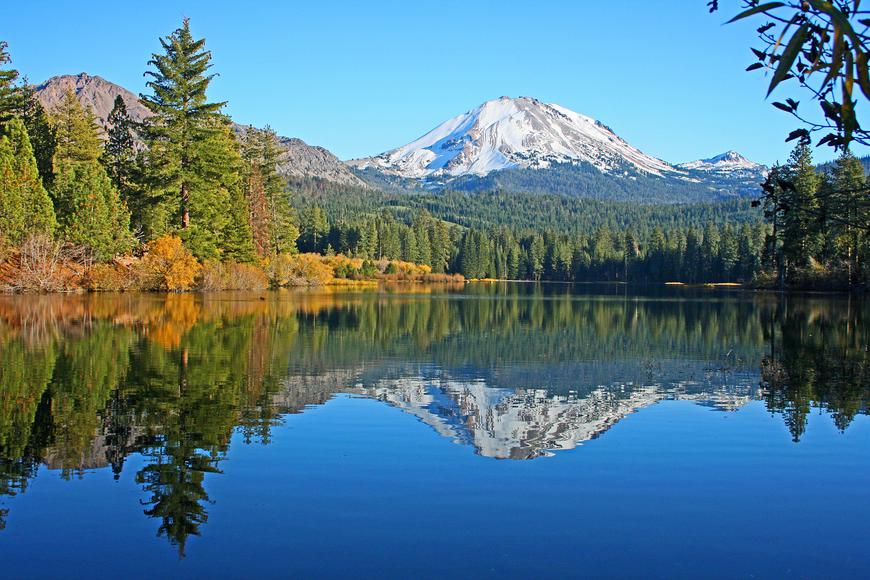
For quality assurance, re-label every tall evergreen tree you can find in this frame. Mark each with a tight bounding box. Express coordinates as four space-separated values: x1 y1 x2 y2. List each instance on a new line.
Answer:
780 143 821 275
140 19 229 238
241 126 298 255
830 151 867 286
101 96 137 194
18 82 55 188
0 118 56 243
0 41 21 129
49 92 132 260
51 89 103 165
299 205 329 253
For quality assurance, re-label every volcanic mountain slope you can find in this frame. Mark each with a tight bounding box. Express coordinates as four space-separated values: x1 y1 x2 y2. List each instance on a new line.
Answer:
349 96 677 179
348 96 768 202
35 73 367 188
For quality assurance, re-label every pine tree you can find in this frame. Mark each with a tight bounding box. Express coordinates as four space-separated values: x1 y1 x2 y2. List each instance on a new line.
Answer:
360 219 378 259
101 95 137 194
701 222 720 281
830 151 867 286
221 185 257 263
0 41 21 128
0 118 56 243
51 162 132 260
48 95 131 260
527 234 545 280
140 19 229 235
781 143 821 275
719 223 739 279
412 211 432 265
431 220 451 273
19 82 55 188
299 205 329 253
241 126 298 255
51 89 103 165
401 227 418 263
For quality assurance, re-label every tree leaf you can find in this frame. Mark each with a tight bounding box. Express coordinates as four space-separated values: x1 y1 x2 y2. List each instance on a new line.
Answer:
767 23 810 96
726 2 786 24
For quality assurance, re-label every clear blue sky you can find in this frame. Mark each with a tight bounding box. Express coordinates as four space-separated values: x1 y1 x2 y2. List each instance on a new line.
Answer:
1 0 852 165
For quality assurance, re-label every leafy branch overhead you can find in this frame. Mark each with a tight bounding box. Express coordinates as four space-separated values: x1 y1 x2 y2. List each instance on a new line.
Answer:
710 0 870 150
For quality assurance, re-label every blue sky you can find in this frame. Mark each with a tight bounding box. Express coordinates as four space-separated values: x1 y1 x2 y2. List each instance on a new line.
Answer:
0 0 849 164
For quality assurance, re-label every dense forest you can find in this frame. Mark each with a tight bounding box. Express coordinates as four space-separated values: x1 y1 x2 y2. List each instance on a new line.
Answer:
0 19 866 290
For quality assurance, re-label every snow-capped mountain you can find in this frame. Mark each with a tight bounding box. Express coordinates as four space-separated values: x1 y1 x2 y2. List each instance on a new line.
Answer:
678 150 764 174
350 96 677 179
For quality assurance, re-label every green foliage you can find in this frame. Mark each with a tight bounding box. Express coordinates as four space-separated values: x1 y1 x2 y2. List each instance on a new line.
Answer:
18 83 54 188
0 118 56 243
221 185 257 263
761 142 870 288
0 41 21 128
298 205 329 253
714 0 870 150
140 18 251 260
47 91 132 261
241 126 299 255
50 89 103 166
51 160 133 260
101 96 137 194
828 151 868 285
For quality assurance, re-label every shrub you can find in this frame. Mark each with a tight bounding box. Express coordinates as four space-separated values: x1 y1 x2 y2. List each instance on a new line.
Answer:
198 261 268 291
12 234 71 292
86 263 129 291
266 253 334 287
198 260 226 292
141 235 200 291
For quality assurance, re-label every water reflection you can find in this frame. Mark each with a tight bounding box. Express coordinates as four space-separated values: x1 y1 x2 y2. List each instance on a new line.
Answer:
0 286 866 551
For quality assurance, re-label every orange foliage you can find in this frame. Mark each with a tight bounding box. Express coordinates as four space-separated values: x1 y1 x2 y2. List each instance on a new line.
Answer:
140 236 200 291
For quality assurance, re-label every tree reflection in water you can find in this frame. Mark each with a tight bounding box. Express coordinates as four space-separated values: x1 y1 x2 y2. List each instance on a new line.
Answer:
0 286 865 550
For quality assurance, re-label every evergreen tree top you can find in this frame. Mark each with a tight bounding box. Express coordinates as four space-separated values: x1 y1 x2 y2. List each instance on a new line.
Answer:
51 88 103 166
0 40 22 127
141 19 226 121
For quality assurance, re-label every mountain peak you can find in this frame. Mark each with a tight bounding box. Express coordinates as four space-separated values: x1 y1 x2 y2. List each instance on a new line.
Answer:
679 150 763 172
349 96 675 179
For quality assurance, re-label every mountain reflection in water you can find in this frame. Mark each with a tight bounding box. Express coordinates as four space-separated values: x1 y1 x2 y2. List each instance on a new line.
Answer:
0 285 866 554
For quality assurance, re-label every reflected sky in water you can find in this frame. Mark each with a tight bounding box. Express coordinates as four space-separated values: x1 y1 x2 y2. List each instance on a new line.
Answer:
0 284 867 577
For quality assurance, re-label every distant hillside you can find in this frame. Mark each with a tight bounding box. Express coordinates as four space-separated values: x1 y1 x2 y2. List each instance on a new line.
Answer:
816 154 870 175
36 73 368 188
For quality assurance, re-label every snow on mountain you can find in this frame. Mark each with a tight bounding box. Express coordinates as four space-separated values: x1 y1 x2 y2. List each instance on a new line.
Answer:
350 96 678 179
678 150 763 173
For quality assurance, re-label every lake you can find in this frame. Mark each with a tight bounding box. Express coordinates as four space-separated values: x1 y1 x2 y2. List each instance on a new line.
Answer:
0 283 867 578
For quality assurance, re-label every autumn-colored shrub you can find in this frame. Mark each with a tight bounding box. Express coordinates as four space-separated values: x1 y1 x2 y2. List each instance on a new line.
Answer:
199 260 268 291
11 234 73 292
86 263 129 291
266 253 334 287
140 235 200 291
197 260 226 291
224 262 268 290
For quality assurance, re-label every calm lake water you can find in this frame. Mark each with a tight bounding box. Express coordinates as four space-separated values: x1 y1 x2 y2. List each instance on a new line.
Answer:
0 283 867 578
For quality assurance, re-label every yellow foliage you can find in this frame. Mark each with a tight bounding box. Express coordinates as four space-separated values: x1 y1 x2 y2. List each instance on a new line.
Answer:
198 260 269 291
86 263 128 291
141 236 200 291
266 253 335 286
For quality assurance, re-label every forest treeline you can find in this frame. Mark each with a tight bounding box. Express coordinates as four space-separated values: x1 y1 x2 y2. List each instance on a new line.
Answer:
1 19 866 290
